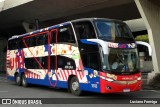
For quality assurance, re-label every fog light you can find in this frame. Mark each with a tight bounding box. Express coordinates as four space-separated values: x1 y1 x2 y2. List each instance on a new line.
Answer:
137 77 141 80
106 86 112 90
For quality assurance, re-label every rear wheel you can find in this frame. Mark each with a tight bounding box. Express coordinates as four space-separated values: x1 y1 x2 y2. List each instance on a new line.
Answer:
15 74 22 86
22 73 28 87
70 77 83 96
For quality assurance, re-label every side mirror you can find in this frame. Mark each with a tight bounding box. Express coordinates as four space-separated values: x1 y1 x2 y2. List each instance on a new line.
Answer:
136 41 152 56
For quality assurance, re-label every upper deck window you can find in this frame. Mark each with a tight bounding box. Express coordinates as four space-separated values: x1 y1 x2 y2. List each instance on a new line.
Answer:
73 21 96 40
94 19 135 43
51 24 75 43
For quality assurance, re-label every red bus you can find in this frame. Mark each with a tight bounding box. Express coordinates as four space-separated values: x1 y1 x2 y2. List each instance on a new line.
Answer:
6 18 151 95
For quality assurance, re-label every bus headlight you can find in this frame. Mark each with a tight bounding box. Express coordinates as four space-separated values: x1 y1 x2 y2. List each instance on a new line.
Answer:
99 76 114 82
106 78 114 82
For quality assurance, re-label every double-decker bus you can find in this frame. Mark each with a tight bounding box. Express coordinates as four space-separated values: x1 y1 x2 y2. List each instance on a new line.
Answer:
6 18 151 96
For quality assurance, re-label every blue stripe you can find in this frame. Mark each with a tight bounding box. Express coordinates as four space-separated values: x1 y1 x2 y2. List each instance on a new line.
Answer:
80 39 98 45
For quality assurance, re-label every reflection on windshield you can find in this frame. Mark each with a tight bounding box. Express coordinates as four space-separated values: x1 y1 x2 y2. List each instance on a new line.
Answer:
94 20 135 42
102 48 139 73
95 21 112 40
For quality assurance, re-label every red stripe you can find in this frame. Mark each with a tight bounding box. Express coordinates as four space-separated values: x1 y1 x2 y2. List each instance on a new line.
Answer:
59 70 64 80
34 73 36 79
75 70 77 77
57 70 61 80
71 70 74 75
61 70 66 80
35 73 37 79
58 70 63 80
65 70 69 80
79 72 82 80
69 70 72 75
62 70 67 81
31 73 33 78
28 72 30 78
68 70 70 75
81 71 84 78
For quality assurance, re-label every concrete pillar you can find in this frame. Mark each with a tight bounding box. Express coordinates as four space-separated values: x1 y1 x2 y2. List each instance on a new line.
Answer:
135 0 160 86
0 37 7 73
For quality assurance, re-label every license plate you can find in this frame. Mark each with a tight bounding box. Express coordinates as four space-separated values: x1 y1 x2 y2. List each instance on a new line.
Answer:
123 88 130 92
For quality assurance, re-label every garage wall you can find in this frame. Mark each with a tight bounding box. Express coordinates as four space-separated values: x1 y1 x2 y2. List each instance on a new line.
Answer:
0 37 7 73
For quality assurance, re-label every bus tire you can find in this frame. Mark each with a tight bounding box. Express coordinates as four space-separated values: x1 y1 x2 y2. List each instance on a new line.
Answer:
22 73 28 87
70 76 82 96
15 73 22 86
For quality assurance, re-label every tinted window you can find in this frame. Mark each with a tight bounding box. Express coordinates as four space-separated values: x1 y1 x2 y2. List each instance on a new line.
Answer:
57 55 76 70
35 33 48 46
18 37 25 49
73 21 96 40
51 24 75 43
50 31 56 43
25 56 75 70
23 33 48 47
8 39 18 50
25 57 41 69
25 57 48 69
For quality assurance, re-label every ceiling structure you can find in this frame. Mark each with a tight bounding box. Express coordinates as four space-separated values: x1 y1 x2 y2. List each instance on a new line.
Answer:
0 0 141 37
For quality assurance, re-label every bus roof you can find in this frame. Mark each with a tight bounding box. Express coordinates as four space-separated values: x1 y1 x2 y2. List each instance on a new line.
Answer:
8 18 124 41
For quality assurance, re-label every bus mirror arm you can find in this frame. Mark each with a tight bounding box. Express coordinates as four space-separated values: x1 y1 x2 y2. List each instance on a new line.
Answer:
136 41 152 56
86 39 109 54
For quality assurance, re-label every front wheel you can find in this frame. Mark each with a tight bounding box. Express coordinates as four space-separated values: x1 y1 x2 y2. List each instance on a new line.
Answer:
70 77 83 96
22 73 28 87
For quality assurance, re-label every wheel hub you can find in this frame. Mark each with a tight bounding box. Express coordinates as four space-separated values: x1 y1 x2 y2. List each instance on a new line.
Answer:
22 78 25 85
16 76 20 83
72 81 79 91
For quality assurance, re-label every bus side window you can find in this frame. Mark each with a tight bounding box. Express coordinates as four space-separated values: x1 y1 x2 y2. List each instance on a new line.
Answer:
50 56 56 69
29 36 36 47
36 34 45 46
8 40 12 50
58 24 76 43
18 37 25 49
57 55 76 70
73 21 96 40
24 38 30 47
9 38 23 50
9 39 18 50
51 31 56 43
37 35 42 46
25 58 39 69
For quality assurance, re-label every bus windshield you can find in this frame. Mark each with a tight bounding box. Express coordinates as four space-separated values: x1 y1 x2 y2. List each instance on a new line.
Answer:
102 48 140 74
94 20 135 42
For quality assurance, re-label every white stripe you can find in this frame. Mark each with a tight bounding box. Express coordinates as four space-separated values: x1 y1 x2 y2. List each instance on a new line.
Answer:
65 70 69 79
58 70 62 80
56 70 60 80
72 70 75 75
68 70 71 75
61 70 66 81
59 70 64 81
